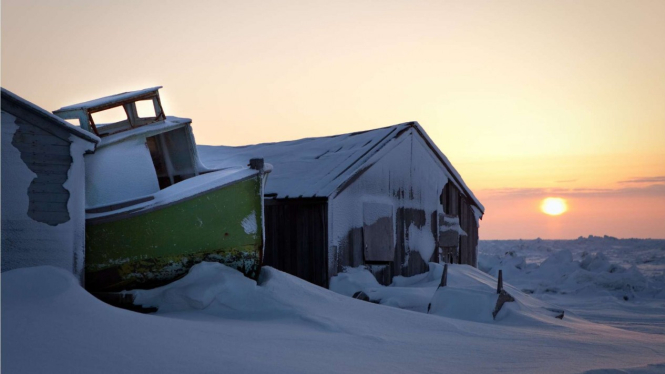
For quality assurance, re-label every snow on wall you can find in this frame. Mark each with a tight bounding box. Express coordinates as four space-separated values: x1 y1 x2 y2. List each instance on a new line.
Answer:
1 111 92 281
329 128 452 281
330 134 410 273
406 223 437 266
441 215 467 236
407 132 452 262
85 137 159 208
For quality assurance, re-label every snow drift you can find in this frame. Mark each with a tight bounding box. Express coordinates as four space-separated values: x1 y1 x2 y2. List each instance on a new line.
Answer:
3 261 665 373
330 263 572 325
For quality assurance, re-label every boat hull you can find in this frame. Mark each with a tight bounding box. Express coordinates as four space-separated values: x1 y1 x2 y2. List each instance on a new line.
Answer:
85 176 263 292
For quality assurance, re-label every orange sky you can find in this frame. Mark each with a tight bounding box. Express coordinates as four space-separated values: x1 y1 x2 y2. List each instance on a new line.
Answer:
2 0 664 238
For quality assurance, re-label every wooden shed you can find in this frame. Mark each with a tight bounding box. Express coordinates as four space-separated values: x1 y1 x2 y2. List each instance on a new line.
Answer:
1 88 99 281
199 122 484 287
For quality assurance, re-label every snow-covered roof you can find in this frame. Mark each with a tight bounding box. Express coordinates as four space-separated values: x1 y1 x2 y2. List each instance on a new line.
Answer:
54 86 162 112
1 88 100 144
199 122 484 212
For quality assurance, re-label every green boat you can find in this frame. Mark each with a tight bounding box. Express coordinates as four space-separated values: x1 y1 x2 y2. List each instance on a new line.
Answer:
54 87 270 293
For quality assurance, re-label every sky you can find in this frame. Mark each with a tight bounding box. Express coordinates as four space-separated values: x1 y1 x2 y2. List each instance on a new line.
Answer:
2 0 664 239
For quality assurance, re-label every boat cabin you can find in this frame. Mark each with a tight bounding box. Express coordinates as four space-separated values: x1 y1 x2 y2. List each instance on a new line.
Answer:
53 87 201 209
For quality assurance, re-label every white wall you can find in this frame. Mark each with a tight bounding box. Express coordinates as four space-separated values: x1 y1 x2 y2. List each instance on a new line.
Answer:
1 111 92 281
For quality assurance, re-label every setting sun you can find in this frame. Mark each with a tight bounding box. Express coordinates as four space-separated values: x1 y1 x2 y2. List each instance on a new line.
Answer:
541 197 568 216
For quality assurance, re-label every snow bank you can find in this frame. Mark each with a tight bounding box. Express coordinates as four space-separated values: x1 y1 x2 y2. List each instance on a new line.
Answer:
132 262 360 328
427 263 573 326
329 262 571 324
328 266 381 297
329 265 436 312
582 363 665 373
3 264 665 373
132 262 260 312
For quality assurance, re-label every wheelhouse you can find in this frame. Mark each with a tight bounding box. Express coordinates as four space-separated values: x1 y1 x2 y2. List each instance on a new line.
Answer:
54 87 202 209
53 86 166 137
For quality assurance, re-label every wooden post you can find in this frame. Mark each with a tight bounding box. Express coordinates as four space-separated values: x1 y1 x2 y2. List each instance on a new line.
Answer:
439 263 448 287
497 269 503 294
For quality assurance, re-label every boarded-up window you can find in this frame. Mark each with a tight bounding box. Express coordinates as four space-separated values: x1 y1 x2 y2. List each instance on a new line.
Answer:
363 203 394 262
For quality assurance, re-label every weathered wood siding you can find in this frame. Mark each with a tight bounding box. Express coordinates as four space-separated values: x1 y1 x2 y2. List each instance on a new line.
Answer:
459 197 471 265
1 98 92 280
264 198 328 287
465 204 479 267
330 128 464 285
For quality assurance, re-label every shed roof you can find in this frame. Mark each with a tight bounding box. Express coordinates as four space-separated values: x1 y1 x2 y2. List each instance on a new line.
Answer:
1 88 100 144
53 86 162 113
199 121 484 212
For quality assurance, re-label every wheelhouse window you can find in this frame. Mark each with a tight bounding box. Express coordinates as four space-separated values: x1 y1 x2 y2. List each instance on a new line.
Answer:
90 106 129 135
135 100 157 118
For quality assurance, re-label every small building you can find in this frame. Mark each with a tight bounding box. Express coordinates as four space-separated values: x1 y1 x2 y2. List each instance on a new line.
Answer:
1 88 99 281
199 121 484 287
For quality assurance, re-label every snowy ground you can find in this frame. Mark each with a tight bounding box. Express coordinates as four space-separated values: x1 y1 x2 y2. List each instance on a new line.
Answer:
3 238 665 373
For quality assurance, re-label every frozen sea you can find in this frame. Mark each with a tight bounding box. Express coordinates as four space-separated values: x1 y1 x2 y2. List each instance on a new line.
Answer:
479 237 665 335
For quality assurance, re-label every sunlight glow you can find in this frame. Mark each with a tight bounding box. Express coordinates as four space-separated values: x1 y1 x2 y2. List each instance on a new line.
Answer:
541 197 568 216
